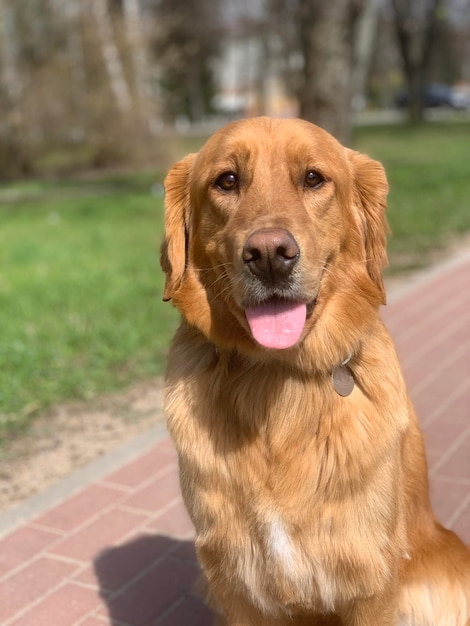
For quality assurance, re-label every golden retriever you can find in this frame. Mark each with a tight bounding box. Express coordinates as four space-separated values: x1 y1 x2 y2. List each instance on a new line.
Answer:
160 117 470 625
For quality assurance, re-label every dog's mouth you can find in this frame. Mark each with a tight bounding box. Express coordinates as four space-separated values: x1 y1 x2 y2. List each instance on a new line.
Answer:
244 297 316 350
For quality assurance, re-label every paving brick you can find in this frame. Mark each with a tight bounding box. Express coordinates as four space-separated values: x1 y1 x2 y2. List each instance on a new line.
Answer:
170 539 199 563
407 348 469 399
76 617 109 626
382 293 429 330
418 382 469 429
101 555 200 625
122 465 181 513
392 296 469 355
0 556 78 623
433 430 470 480
412 383 470 426
72 564 107 592
425 449 444 472
155 595 213 625
35 484 126 532
402 323 469 381
381 264 469 344
450 500 470 544
0 525 60 578
148 498 195 539
158 438 178 457
443 385 470 422
430 477 470 527
49 509 149 563
105 442 177 488
79 533 176 592
382 269 467 332
422 420 468 456
8 582 104 626
412 392 446 424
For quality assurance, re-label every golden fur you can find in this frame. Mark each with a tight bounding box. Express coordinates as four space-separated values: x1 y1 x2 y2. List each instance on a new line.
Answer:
160 117 470 625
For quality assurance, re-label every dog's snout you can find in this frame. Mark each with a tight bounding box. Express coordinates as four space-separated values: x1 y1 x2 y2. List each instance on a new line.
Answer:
242 228 299 282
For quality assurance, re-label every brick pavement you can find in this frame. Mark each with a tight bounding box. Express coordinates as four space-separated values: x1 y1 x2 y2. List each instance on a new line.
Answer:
0 249 469 625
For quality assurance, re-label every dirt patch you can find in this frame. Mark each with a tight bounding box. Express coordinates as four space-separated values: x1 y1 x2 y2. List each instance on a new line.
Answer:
0 378 164 513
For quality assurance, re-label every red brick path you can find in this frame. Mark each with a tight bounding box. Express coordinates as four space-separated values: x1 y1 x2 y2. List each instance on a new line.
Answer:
0 251 469 625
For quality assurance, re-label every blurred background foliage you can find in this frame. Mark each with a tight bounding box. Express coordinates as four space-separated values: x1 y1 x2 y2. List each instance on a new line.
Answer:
0 0 470 443
0 0 469 176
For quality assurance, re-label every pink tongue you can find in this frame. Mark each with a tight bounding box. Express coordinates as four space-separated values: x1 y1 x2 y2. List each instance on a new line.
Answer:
245 301 307 349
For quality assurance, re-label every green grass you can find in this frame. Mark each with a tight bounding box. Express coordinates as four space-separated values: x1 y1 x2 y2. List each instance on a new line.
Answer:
0 174 178 445
1 121 469 445
353 121 470 272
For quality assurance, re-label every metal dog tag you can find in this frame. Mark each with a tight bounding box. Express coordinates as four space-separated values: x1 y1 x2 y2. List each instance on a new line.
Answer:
332 365 355 397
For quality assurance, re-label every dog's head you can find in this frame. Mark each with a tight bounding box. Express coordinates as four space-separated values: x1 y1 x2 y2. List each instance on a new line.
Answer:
161 117 388 365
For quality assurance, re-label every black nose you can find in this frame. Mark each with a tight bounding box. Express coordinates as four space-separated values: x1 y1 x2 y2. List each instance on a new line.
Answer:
242 228 300 283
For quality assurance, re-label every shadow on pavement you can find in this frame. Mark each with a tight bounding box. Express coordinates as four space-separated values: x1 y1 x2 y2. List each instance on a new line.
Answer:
94 533 213 625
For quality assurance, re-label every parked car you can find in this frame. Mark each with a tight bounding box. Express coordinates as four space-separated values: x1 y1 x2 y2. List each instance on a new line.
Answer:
396 83 469 109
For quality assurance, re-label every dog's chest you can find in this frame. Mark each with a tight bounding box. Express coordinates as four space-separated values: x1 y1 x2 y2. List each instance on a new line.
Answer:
167 358 398 615
177 418 343 612
184 437 377 615
229 500 353 616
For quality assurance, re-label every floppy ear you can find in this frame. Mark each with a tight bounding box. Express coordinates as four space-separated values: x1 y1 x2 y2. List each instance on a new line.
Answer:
348 150 389 304
160 154 196 301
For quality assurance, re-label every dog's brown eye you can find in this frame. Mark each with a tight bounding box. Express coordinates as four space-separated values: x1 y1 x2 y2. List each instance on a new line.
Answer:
305 170 324 189
215 171 239 191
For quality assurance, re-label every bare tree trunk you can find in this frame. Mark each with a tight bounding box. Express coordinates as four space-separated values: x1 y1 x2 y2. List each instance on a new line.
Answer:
91 0 132 113
299 0 362 145
0 0 22 102
352 0 381 110
63 0 87 115
392 0 442 123
187 51 205 122
123 0 150 114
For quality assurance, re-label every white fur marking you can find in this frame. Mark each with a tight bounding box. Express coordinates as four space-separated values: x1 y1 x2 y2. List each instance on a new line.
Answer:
267 515 296 573
266 512 337 612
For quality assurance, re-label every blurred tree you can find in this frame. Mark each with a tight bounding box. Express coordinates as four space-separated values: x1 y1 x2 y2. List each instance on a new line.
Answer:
0 0 21 102
298 0 365 144
0 0 54 177
109 0 158 129
123 0 151 115
0 0 161 178
391 0 444 122
64 0 87 115
91 0 132 112
151 0 221 124
451 0 470 83
352 0 382 111
268 0 368 145
0 0 467 179
427 6 458 85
